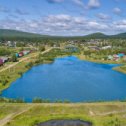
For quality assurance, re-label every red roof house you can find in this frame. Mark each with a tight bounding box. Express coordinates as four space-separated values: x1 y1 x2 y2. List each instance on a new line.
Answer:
0 59 4 66
18 52 24 57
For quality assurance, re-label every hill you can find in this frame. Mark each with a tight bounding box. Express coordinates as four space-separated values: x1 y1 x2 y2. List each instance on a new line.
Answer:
0 29 48 38
0 29 126 42
111 32 126 39
84 32 108 39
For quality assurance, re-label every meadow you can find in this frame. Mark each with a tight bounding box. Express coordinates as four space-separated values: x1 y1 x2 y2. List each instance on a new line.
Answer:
0 102 126 126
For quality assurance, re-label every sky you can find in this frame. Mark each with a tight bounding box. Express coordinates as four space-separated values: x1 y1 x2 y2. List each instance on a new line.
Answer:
0 0 126 36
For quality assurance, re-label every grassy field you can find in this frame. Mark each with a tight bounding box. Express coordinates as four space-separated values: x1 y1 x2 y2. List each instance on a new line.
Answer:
0 102 126 126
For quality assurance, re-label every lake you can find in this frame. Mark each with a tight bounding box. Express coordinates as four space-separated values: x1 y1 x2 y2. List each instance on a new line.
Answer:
1 56 126 102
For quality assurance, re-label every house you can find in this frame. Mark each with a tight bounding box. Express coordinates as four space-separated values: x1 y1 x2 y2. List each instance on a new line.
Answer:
88 46 100 51
18 52 24 57
0 59 4 66
123 56 126 61
101 46 112 50
108 55 113 60
65 45 79 52
0 57 9 63
22 50 30 55
118 53 125 58
15 53 19 57
113 54 120 61
7 41 16 47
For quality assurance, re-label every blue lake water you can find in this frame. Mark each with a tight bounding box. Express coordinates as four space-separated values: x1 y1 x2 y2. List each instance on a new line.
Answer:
1 56 126 102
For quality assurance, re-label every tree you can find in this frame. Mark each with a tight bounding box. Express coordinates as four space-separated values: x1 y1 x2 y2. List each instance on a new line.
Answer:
39 46 45 52
11 54 18 62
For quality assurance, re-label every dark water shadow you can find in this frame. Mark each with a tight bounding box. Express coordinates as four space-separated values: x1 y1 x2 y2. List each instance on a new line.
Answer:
37 119 92 126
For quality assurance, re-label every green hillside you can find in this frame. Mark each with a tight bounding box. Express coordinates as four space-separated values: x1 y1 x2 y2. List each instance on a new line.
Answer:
0 29 46 38
111 32 126 39
84 32 108 39
0 29 126 42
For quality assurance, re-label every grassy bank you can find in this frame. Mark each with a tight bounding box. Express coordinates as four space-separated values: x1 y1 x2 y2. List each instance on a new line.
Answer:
0 53 38 92
0 48 78 92
76 54 126 74
0 102 126 126
0 48 126 94
113 65 126 74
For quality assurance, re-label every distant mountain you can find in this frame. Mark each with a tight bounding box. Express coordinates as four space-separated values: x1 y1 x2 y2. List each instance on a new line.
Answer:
84 32 109 39
0 29 126 41
0 29 48 38
111 32 126 39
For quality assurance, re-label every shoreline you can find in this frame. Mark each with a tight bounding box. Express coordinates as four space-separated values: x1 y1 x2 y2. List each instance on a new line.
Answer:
1 52 126 101
76 54 126 74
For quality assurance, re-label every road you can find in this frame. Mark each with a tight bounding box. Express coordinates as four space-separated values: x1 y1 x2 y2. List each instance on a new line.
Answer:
0 106 33 126
0 47 54 73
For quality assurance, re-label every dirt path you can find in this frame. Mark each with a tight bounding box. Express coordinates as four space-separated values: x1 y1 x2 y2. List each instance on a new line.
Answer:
0 106 33 126
0 48 54 73
96 109 126 116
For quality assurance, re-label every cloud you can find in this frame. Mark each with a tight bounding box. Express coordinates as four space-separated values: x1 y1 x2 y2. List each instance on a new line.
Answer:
0 5 10 13
113 7 122 15
46 0 64 3
0 14 111 36
46 0 101 10
15 9 29 15
96 13 111 20
72 0 85 8
88 0 100 9
113 20 126 31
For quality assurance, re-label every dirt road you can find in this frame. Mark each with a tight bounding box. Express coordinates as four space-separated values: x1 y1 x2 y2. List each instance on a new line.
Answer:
0 48 53 73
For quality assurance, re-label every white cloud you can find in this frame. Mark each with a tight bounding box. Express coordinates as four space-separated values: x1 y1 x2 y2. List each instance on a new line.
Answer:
1 14 126 36
88 0 100 9
72 0 85 8
113 7 122 15
113 20 126 30
97 13 111 20
46 0 64 3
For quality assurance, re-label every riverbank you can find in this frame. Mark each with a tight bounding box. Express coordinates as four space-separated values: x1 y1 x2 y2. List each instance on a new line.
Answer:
1 48 126 98
0 47 74 93
1 49 126 94
0 48 55 93
76 54 126 74
0 102 126 126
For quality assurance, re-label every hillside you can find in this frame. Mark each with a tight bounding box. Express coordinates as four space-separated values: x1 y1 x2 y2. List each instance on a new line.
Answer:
111 32 126 39
0 29 48 38
0 29 126 41
84 32 108 39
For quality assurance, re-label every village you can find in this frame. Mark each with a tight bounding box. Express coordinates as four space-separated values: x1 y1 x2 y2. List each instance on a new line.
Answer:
1 39 126 67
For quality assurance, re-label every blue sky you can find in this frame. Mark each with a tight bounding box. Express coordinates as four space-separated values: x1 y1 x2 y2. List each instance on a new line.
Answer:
0 0 126 36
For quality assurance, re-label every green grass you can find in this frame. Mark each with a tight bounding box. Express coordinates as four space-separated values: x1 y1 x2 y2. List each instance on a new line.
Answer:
0 103 30 120
0 53 38 92
113 65 126 74
0 48 76 92
0 102 126 126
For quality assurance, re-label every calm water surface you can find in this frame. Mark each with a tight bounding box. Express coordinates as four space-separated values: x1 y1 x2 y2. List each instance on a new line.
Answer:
1 56 126 102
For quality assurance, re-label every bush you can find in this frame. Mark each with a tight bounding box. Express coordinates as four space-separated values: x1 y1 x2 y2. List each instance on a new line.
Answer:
18 72 23 76
11 54 18 62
